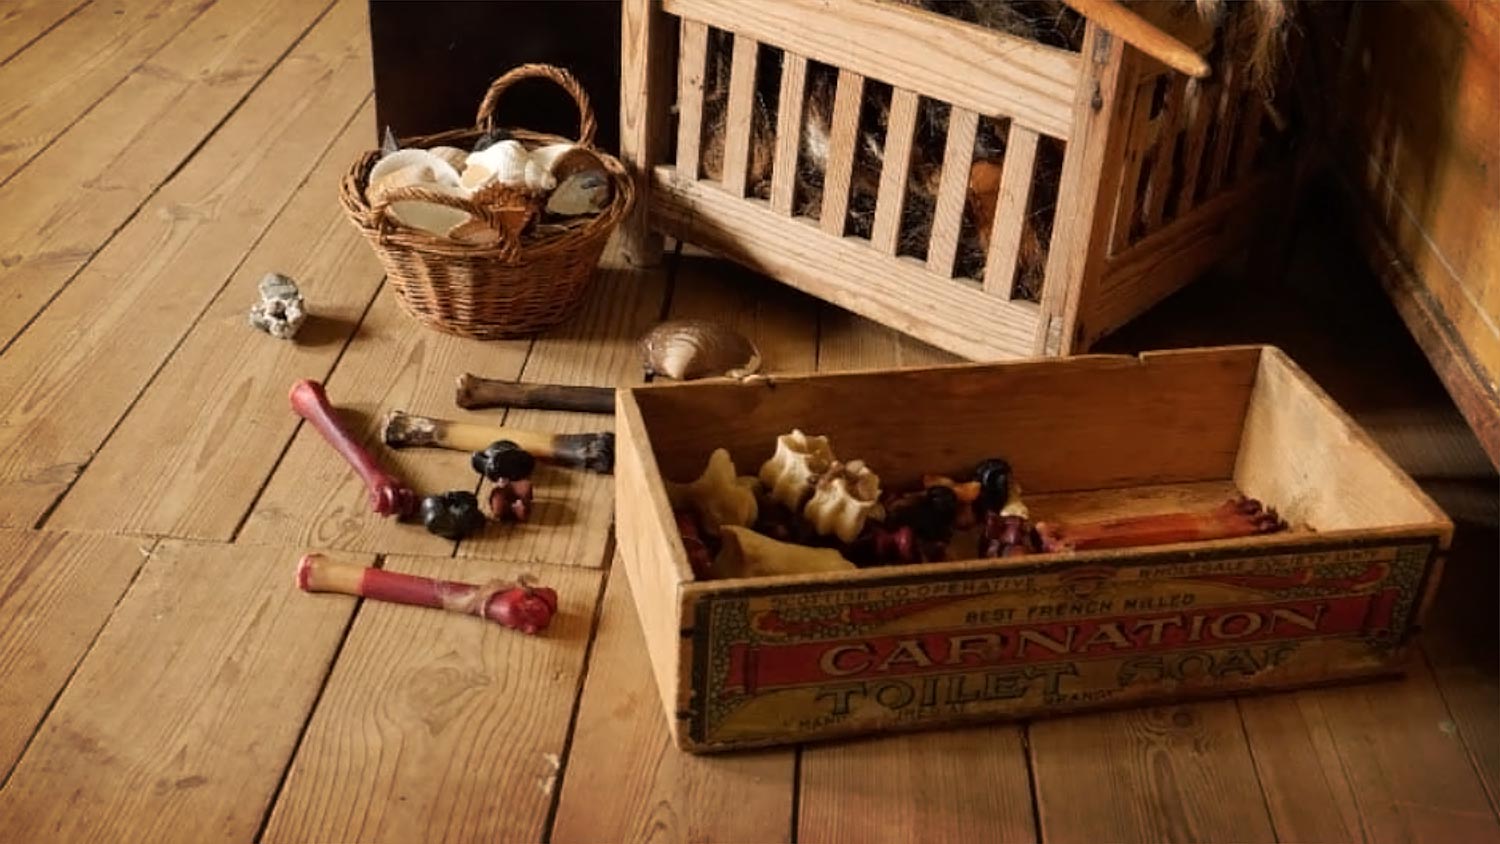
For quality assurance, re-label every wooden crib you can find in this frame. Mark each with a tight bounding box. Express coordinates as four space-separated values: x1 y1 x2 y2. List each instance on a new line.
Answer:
619 0 1297 360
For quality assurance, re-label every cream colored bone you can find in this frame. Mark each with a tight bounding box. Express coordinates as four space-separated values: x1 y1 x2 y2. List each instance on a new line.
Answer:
758 429 836 510
803 459 881 544
713 526 855 579
666 448 758 536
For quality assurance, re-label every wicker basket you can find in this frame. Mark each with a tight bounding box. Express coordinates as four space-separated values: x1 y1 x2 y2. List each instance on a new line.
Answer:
341 64 633 340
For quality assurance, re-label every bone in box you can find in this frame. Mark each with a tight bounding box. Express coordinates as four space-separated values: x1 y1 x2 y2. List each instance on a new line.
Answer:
615 346 1451 752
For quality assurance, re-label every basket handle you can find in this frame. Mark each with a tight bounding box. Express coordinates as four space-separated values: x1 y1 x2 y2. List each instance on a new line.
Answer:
370 185 524 258
475 64 597 148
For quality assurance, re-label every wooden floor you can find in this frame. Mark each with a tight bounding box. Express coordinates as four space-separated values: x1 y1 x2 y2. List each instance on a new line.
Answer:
0 2 1496 841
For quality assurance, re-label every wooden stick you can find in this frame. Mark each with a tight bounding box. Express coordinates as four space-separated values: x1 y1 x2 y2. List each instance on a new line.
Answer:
1036 497 1286 552
455 374 615 414
1059 0 1210 79
381 410 615 474
296 554 558 634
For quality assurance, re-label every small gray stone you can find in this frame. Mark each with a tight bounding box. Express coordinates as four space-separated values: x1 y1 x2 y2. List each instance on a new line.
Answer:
248 272 306 340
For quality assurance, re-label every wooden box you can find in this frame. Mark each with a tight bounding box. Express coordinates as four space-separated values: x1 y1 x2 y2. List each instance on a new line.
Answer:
615 346 1451 752
619 0 1299 360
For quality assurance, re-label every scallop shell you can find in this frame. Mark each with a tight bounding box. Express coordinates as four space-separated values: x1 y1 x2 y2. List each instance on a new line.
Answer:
758 429 836 510
367 149 462 198
803 459 882 544
639 320 762 381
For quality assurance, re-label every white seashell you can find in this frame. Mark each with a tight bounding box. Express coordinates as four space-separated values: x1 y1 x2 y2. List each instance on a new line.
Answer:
367 149 462 194
759 429 836 510
528 143 575 173
386 184 472 237
638 320 761 381
428 146 470 171
523 158 556 191
465 140 529 188
803 460 881 544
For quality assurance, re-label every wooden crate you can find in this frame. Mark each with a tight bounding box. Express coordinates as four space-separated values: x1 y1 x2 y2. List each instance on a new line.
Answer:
619 0 1297 359
615 346 1452 752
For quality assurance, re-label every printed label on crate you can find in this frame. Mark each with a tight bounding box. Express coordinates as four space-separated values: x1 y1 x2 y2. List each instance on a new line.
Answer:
689 538 1437 746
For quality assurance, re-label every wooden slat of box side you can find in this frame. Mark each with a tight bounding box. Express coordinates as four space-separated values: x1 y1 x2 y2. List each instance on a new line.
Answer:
629 345 1260 493
663 0 1079 139
650 172 1041 361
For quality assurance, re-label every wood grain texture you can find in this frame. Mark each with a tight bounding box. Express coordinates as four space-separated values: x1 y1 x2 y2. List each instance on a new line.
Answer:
1037 23 1131 357
0 529 149 778
0 0 328 349
664 0 1079 138
261 555 601 844
1174 77 1215 219
0 0 206 183
550 563 795 843
0 540 364 844
721 33 759 196
619 0 671 265
459 238 669 566
236 275 531 557
925 105 978 276
983 123 1040 298
769 51 807 215
1239 656 1500 842
0 0 373 530
0 0 88 65
48 99 383 540
1144 74 1187 231
797 305 1028 844
674 18 707 182
650 172 1041 360
799 726 1036 843
1030 703 1277 843
818 69 864 237
1108 80 1158 254
870 87 919 254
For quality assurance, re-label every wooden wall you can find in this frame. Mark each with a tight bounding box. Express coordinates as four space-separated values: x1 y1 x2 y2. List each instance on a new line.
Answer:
1331 0 1500 465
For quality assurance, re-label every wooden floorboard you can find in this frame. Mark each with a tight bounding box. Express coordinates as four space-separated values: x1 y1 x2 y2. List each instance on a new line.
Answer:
457 238 669 568
0 0 207 185
0 541 366 844
550 562 797 844
260 555 602 844
0 529 151 779
797 308 1039 844
0 0 89 66
0 0 331 349
48 98 383 541
0 0 371 530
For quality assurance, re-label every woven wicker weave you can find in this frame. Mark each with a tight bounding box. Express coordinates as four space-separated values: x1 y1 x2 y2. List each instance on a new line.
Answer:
340 64 633 340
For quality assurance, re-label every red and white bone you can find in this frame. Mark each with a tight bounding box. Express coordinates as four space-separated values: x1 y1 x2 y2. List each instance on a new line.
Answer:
1036 496 1286 552
289 379 417 518
297 553 559 634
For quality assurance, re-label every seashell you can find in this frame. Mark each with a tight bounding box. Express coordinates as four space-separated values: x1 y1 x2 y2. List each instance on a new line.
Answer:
546 169 612 216
462 139 529 190
447 218 501 245
531 143 605 180
638 319 762 381
803 459 882 545
759 429 836 510
387 186 472 237
523 158 556 192
713 526 855 579
665 448 758 536
367 149 462 198
428 146 470 171
999 480 1028 520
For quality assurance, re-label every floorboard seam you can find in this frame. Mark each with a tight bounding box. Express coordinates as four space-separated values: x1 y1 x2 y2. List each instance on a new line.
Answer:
789 744 803 843
0 0 91 67
229 275 389 544
0 535 161 793
1233 700 1285 841
0 0 212 192
0 0 338 358
1023 723 1046 843
35 88 371 532
1418 645 1500 820
540 536 615 843
250 553 374 843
